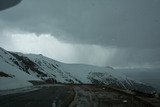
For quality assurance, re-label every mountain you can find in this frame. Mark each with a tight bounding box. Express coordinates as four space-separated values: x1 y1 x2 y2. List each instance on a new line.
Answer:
116 68 160 92
0 47 155 93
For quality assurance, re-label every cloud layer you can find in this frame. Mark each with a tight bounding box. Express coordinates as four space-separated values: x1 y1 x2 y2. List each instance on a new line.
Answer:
0 31 118 66
0 0 160 68
0 0 160 48
0 31 160 68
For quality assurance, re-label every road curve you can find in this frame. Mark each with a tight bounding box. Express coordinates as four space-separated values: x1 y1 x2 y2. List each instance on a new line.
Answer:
0 85 74 107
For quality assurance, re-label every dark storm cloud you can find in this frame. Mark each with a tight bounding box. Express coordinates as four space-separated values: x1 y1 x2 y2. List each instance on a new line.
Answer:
0 0 160 67
108 48 160 68
0 0 160 48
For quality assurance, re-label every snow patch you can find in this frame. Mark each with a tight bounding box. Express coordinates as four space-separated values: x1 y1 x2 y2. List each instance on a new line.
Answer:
0 77 32 90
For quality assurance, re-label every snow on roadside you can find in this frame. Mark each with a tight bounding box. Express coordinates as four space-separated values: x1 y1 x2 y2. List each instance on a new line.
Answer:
0 77 32 91
0 86 40 96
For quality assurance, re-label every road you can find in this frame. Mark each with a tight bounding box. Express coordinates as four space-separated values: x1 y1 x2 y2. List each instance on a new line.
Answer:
0 84 159 107
0 85 74 107
69 85 158 107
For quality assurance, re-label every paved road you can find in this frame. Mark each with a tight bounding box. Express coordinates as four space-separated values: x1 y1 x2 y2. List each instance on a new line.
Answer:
0 85 159 107
69 85 157 107
0 85 73 107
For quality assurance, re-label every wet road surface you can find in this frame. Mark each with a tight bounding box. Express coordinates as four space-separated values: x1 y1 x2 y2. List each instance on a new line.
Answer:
0 84 159 107
0 85 73 107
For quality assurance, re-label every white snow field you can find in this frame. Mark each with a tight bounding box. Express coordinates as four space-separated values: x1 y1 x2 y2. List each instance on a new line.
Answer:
0 47 155 93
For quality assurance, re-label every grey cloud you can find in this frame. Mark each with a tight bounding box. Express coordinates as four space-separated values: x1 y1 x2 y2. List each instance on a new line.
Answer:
108 48 160 68
0 0 160 48
0 0 160 67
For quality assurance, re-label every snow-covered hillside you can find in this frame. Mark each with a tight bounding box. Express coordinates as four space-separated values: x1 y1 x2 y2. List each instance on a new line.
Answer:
0 47 155 93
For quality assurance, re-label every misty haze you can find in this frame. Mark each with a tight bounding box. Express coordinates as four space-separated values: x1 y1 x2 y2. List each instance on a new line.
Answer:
0 0 160 107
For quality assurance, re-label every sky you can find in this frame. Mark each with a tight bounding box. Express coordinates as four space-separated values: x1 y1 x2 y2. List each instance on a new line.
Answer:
0 0 160 68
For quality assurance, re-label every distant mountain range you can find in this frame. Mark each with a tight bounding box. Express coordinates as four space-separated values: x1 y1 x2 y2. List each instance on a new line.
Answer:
117 68 160 92
0 47 155 93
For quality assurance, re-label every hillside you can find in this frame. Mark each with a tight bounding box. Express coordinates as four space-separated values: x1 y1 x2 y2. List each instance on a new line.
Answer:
0 47 155 93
